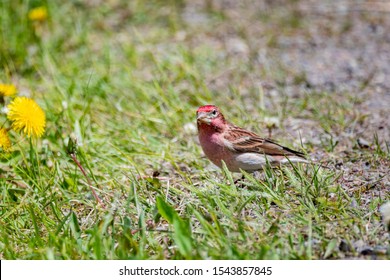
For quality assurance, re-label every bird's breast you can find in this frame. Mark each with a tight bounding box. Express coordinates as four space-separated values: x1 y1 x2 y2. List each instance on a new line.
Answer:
198 131 230 167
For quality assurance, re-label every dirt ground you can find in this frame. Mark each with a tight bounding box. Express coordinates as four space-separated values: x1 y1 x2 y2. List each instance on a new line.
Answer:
179 0 390 256
184 2 390 166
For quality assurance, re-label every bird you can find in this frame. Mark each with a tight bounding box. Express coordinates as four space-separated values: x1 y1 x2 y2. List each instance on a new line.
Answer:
196 105 309 172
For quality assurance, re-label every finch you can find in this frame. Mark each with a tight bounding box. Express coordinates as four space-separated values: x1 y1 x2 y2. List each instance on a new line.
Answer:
196 105 308 172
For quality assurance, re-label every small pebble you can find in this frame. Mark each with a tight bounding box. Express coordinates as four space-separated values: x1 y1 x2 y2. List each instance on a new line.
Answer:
339 240 352 252
357 137 370 148
183 122 197 135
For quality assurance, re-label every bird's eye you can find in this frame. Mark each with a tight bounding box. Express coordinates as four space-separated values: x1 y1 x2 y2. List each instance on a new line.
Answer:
211 109 217 116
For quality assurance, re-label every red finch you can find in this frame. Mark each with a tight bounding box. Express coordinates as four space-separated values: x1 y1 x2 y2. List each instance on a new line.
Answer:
196 105 309 172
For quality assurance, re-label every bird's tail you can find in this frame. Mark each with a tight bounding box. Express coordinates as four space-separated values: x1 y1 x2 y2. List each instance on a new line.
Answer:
280 157 331 169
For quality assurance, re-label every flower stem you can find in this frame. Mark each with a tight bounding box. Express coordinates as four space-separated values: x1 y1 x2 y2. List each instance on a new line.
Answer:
69 153 105 208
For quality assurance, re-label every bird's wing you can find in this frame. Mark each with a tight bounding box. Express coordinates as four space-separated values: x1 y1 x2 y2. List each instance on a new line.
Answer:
223 125 306 158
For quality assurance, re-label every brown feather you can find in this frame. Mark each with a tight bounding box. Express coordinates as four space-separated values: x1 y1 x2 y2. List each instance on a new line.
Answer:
223 123 306 158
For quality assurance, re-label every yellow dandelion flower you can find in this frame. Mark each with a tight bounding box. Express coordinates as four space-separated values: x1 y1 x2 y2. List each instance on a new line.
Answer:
7 97 46 138
0 128 12 152
28 6 48 21
0 84 17 97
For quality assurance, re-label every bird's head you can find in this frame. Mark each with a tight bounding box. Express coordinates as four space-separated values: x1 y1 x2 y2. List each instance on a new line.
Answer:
196 105 226 130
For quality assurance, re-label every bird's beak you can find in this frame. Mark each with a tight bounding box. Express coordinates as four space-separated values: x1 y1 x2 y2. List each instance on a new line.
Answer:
196 112 210 124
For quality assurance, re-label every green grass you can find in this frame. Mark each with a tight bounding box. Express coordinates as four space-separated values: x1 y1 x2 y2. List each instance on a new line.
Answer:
0 0 389 260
